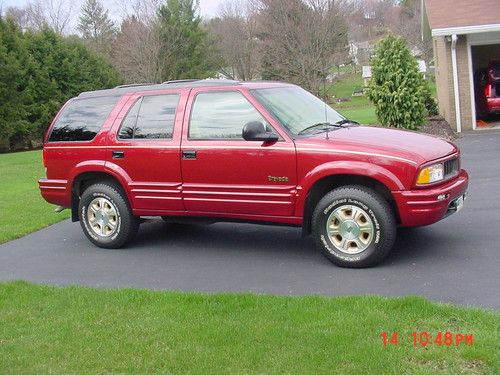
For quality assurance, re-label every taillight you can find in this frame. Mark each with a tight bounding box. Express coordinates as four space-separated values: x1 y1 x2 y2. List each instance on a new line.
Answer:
485 84 492 98
43 117 55 144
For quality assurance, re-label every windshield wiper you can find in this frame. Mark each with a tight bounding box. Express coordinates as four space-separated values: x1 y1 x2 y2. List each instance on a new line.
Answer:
335 119 359 126
297 119 359 135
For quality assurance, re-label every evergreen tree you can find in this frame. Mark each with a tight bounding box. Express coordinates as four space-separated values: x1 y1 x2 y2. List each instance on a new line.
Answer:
158 0 217 80
0 18 32 148
0 18 122 150
77 0 115 57
367 35 427 130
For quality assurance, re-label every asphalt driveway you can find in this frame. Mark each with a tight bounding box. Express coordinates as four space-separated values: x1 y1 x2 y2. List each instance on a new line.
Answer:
1 130 499 309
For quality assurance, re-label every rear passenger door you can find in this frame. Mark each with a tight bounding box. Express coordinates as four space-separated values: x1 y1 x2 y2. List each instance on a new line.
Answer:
107 90 187 213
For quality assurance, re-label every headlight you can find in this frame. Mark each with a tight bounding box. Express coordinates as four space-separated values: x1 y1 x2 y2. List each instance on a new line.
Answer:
416 163 444 185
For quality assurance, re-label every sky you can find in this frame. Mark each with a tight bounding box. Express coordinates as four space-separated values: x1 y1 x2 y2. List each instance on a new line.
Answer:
1 0 225 19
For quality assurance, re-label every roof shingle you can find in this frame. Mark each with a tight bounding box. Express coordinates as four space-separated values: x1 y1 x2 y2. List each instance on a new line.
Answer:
425 0 500 30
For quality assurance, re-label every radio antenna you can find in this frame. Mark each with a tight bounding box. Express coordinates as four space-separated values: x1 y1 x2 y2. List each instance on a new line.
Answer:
324 80 329 140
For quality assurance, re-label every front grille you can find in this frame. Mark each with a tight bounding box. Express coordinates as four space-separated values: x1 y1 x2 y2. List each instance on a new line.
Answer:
444 157 459 178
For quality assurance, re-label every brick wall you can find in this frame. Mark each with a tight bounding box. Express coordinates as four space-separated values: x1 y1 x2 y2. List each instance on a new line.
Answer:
433 35 473 131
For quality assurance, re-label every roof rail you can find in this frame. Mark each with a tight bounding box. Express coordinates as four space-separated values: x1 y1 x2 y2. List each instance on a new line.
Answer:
162 79 199 84
114 83 155 89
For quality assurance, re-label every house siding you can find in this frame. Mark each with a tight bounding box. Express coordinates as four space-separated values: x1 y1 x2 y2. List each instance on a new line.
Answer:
433 35 473 131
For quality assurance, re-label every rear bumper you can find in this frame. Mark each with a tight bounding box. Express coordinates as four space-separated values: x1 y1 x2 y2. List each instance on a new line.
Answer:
393 170 469 227
486 98 500 113
38 178 70 207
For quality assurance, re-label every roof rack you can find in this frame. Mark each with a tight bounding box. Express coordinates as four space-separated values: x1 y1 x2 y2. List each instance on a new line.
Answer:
114 83 155 89
162 79 199 84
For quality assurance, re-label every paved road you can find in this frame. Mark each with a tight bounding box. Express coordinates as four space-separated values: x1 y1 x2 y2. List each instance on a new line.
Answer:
1 130 499 309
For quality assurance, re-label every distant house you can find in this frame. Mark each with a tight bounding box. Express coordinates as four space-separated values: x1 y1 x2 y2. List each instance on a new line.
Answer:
349 41 373 65
424 0 500 131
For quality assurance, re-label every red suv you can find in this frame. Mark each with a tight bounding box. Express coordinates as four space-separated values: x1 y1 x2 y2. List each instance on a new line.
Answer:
39 80 468 267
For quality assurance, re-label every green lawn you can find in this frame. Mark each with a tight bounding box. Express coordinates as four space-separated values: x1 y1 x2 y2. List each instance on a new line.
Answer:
0 281 498 374
327 73 378 124
339 105 377 125
326 73 437 125
0 150 69 244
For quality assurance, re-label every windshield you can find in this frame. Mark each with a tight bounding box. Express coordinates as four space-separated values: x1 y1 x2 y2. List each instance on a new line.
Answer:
252 86 345 135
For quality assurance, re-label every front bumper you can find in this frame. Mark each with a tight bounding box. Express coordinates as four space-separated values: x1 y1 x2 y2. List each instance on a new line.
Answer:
393 169 469 227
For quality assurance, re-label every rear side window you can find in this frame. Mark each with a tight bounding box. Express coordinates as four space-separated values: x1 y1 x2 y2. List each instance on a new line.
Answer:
118 94 180 140
49 96 119 142
490 61 500 79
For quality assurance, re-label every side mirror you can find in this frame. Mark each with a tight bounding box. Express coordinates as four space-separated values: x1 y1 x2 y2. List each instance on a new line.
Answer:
242 121 279 142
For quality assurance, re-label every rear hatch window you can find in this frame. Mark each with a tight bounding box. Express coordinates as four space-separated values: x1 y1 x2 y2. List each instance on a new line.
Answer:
490 61 500 82
48 96 119 142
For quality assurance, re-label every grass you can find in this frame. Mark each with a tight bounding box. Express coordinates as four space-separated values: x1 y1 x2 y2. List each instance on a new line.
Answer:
327 73 378 124
0 281 498 374
0 150 69 244
326 73 438 125
339 106 377 125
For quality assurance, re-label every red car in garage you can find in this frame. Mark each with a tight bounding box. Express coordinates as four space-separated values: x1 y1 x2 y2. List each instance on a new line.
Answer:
475 59 500 117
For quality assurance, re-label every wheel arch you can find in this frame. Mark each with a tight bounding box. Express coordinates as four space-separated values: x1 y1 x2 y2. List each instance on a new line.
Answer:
70 171 130 222
300 173 401 236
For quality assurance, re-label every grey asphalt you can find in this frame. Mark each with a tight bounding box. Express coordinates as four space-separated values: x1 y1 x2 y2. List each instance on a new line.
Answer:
1 130 499 309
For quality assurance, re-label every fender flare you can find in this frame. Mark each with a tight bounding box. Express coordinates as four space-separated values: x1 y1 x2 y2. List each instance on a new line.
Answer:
68 160 133 204
294 160 404 217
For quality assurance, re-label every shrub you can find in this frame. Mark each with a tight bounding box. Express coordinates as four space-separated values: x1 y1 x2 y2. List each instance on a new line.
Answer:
423 84 439 116
367 35 427 130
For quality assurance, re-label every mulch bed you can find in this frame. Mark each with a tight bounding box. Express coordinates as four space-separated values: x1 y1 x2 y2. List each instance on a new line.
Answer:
419 115 458 141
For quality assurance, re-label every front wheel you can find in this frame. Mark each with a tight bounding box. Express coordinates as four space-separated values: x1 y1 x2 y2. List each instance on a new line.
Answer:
312 186 396 268
79 182 139 248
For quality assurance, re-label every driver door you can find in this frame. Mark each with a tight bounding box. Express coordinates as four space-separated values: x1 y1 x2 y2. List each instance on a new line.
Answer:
180 88 297 217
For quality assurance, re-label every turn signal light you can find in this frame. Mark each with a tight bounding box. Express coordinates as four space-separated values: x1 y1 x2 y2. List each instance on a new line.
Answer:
416 163 444 185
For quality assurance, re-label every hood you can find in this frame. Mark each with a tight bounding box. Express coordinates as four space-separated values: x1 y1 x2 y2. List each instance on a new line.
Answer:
295 126 457 165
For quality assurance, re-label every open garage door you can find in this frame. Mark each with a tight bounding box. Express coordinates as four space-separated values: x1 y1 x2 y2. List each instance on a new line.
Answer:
468 33 500 129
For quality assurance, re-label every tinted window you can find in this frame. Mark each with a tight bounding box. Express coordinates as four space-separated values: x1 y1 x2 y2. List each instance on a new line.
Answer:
118 95 179 140
49 96 119 142
118 100 140 139
491 61 500 78
189 91 268 139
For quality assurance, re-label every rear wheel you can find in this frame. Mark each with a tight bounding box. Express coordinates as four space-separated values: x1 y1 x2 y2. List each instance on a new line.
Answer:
79 182 139 248
312 185 396 267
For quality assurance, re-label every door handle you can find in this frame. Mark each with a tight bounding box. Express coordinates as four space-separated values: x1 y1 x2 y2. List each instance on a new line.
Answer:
112 150 125 159
182 150 197 160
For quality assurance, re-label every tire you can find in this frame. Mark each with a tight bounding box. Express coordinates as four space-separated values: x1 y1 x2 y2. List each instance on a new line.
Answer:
78 182 139 249
312 185 396 268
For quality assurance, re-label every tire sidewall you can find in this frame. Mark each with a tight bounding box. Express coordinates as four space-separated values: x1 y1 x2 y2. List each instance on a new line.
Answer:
80 190 123 245
313 188 394 267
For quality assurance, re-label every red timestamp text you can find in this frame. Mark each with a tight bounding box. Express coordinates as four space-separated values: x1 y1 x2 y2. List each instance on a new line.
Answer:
380 331 474 347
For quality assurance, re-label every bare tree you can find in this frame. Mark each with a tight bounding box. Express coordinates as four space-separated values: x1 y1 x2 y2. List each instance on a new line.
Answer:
112 16 163 83
4 6 30 30
110 0 166 83
208 0 261 80
258 0 348 93
391 0 432 62
113 0 163 24
24 0 76 34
